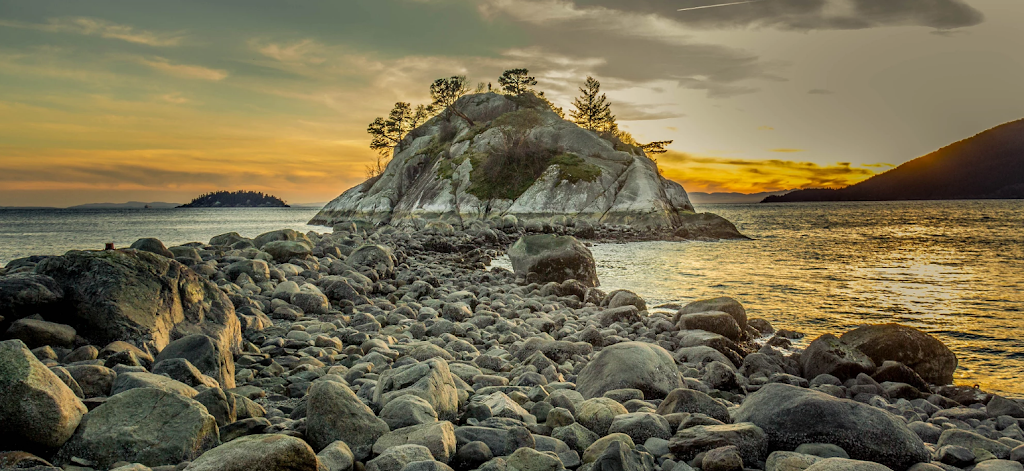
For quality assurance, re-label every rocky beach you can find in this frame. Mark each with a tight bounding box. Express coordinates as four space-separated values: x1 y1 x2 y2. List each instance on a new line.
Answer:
2 221 1024 471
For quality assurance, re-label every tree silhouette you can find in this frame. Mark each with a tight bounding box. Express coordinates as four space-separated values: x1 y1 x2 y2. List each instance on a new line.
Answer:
498 68 538 95
570 76 615 132
430 76 474 126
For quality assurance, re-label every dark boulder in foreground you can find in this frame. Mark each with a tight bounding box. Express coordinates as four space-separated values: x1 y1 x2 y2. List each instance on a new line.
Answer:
576 341 682 399
508 234 599 287
732 383 929 470
34 250 241 356
840 323 958 385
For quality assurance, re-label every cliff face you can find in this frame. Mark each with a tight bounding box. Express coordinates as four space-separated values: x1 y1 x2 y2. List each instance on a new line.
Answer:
310 93 695 229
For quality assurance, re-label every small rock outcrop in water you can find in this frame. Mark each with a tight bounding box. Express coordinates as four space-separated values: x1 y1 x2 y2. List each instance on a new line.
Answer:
310 92 744 240
0 229 1016 471
179 190 289 208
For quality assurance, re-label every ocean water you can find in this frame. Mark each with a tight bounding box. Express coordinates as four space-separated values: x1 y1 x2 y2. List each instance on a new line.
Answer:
2 201 1023 394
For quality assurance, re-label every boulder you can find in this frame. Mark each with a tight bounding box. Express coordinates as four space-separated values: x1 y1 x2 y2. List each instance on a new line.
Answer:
253 229 312 249
607 412 673 443
34 250 241 356
804 458 894 471
374 358 459 422
65 364 117 398
505 447 565 471
151 358 221 389
936 429 1011 459
606 290 647 311
508 234 599 287
0 274 64 325
366 444 434 471
224 260 271 284
155 334 235 389
111 372 198 397
668 423 767 466
675 312 742 341
799 334 875 381
588 440 656 471
347 245 396 277
655 388 730 423
732 383 929 470
57 387 219 468
0 339 87 451
373 421 457 463
306 380 389 460
380 394 439 430
184 434 320 471
129 238 174 258
5 318 77 348
576 341 682 399
675 297 747 332
674 213 747 240
262 241 312 263
577 398 629 436
840 324 958 385
318 441 355 471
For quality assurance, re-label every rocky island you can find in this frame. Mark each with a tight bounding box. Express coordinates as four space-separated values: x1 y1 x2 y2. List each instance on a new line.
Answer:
309 92 743 241
179 191 290 208
2 221 1022 471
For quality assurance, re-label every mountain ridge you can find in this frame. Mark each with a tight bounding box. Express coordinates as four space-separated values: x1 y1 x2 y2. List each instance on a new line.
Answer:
763 118 1024 203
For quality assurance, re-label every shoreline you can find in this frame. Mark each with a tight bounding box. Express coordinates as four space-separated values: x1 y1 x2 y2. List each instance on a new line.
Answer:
3 222 1023 470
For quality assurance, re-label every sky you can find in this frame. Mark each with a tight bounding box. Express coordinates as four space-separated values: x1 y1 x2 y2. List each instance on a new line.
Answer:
1 0 1022 207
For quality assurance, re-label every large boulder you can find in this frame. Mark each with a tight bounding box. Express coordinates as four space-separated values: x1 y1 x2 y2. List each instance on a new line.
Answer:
508 234 599 287
655 388 730 423
34 250 241 356
668 423 768 466
799 334 875 381
129 238 174 258
0 339 87 451
0 274 63 327
306 380 389 460
732 383 929 470
673 213 747 240
183 434 320 471
224 260 271 284
675 312 742 341
262 241 312 263
372 421 457 463
840 324 957 385
5 318 77 348
253 229 312 249
154 334 235 389
576 341 682 399
57 387 220 468
675 297 748 332
374 358 459 422
347 245 396 277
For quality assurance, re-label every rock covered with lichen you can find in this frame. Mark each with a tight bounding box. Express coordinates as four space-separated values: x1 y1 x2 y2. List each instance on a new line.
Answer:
310 92 738 237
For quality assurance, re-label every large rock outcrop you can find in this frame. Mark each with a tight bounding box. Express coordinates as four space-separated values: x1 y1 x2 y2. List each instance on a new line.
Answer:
839 324 957 385
310 93 723 232
34 250 242 356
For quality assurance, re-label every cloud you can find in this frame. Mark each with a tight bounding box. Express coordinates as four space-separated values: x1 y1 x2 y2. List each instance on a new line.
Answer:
656 150 886 192
808 88 834 95
770 148 805 152
607 100 686 121
0 17 185 46
135 57 228 81
478 0 784 98
583 0 984 31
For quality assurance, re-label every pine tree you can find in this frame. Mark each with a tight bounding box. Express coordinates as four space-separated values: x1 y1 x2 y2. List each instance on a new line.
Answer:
430 76 474 126
570 76 615 132
498 68 538 95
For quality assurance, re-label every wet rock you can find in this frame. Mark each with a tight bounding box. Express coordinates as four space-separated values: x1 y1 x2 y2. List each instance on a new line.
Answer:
57 387 219 468
732 383 928 470
183 434 319 471
0 339 87 451
306 380 389 460
840 324 957 386
577 341 682 400
508 234 599 287
799 334 875 381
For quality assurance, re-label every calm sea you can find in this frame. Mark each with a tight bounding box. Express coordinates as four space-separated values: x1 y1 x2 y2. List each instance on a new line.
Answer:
2 201 1023 394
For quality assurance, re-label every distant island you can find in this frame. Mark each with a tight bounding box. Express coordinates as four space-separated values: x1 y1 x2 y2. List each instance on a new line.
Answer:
178 190 289 208
690 190 796 204
68 201 181 209
763 118 1024 203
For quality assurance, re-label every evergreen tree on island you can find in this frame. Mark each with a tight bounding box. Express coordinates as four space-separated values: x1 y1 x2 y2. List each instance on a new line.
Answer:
178 190 289 208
